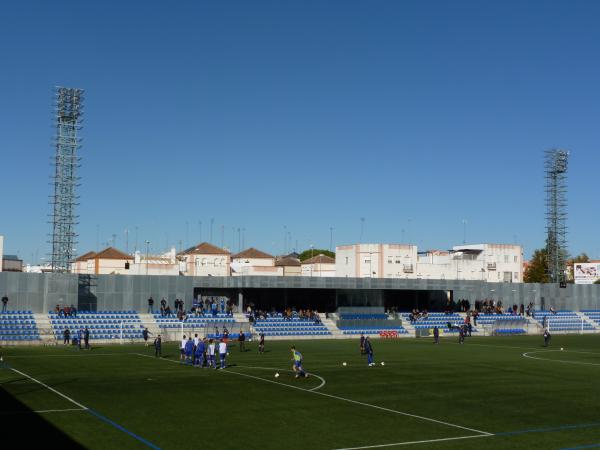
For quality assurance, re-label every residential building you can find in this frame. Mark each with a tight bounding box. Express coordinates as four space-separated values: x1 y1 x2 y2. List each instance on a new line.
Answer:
301 254 336 277
336 243 523 282
275 256 302 276
178 242 231 276
231 248 281 276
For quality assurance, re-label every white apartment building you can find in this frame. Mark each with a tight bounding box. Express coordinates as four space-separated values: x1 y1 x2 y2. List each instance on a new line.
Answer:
336 244 418 278
336 243 523 282
178 242 231 277
301 254 336 277
231 248 283 276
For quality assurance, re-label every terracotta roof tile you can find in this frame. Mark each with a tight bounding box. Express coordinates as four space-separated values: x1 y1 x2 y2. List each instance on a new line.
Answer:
75 251 96 262
178 242 231 256
302 254 335 265
231 248 274 259
94 247 132 260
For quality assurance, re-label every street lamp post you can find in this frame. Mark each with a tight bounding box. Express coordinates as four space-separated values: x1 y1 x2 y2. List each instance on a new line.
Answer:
310 245 314 277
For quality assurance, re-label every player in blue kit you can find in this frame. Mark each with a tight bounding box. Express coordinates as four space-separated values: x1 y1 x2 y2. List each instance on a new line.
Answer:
184 337 194 365
364 337 375 366
194 338 206 367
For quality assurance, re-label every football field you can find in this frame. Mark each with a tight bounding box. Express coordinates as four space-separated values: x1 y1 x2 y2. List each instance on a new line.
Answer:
1 335 599 449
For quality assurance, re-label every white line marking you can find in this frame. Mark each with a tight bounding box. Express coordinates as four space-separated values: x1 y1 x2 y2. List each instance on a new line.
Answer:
9 368 88 410
522 350 600 366
233 365 327 391
136 353 492 436
34 408 87 414
332 433 491 449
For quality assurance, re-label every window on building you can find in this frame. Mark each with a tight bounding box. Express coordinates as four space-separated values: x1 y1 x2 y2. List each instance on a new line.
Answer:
364 259 371 263
514 272 519 280
504 255 509 263
395 259 401 264
388 259 392 264
345 257 349 264
514 256 518 263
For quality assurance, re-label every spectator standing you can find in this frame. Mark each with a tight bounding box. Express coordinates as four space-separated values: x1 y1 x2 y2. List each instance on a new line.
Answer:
63 328 70 345
258 332 265 353
433 326 439 344
148 297 154 314
1 294 7 313
84 327 90 350
364 337 375 367
238 330 245 352
142 328 151 346
154 335 162 357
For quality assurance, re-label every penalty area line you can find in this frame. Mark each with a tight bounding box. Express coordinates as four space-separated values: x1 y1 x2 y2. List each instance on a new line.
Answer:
7 366 161 450
332 433 491 450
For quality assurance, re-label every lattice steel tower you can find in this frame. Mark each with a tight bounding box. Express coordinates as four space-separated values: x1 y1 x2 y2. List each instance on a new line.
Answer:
49 87 84 272
545 149 569 283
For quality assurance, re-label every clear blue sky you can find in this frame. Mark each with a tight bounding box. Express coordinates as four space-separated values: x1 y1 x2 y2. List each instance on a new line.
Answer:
1 0 599 263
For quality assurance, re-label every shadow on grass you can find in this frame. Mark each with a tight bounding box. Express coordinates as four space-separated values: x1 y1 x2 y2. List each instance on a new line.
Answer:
0 387 85 447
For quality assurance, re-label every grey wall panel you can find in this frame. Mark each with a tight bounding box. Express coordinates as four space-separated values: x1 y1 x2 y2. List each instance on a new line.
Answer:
2 272 600 313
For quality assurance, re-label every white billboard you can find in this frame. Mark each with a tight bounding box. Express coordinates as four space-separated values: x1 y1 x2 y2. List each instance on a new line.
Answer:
574 262 600 284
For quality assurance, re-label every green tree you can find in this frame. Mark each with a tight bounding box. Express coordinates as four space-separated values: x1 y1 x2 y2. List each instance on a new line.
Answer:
524 248 550 283
594 279 600 284
298 249 335 261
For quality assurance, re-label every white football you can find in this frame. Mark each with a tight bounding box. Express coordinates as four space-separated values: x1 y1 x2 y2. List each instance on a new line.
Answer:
561 347 564 351
274 372 280 378
381 362 385 366
342 362 347 366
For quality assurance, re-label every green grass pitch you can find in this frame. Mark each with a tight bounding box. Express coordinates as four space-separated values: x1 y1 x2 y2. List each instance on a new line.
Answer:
1 335 600 449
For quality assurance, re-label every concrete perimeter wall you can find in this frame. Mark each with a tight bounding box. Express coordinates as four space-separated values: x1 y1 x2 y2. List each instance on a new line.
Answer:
1 272 600 313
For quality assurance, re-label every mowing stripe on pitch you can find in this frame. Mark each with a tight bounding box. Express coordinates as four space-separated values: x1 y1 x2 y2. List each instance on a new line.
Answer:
561 444 600 450
9 368 88 410
135 352 492 437
8 366 161 449
222 366 493 436
495 422 600 437
332 434 490 450
87 408 162 450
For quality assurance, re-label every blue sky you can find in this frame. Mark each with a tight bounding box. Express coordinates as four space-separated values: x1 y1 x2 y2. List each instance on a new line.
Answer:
1 0 599 263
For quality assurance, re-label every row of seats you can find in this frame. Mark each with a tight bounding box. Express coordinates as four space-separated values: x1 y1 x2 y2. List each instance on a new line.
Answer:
342 328 408 335
0 311 40 342
495 328 526 334
259 330 331 337
339 314 388 320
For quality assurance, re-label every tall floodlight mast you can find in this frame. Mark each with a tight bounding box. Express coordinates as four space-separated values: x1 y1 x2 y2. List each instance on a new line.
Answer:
49 87 84 272
544 149 569 284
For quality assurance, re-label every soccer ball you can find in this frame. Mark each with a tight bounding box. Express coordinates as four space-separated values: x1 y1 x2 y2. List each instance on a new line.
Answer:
227 352 230 356
561 347 564 351
274 372 280 378
342 362 347 366
381 362 385 366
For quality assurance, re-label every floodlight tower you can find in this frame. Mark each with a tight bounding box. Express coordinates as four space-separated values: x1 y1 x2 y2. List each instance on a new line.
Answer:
49 87 84 272
544 149 569 284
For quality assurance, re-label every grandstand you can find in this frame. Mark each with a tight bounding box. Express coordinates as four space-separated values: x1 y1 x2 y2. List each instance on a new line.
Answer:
0 310 40 342
532 311 596 333
48 311 144 341
6 307 600 344
252 315 331 337
336 307 408 336
401 312 477 334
